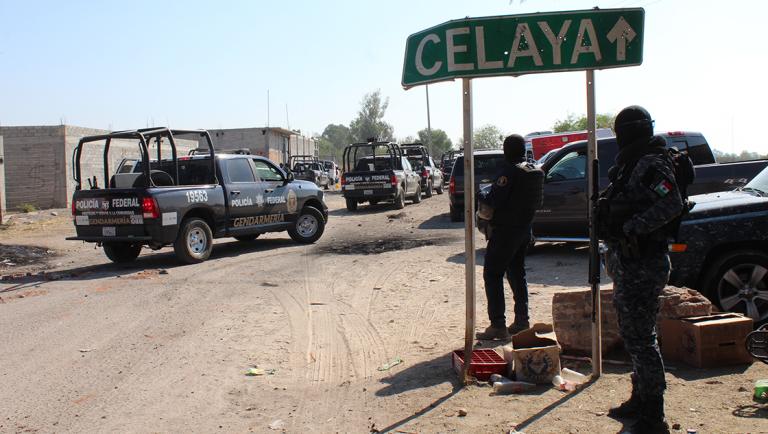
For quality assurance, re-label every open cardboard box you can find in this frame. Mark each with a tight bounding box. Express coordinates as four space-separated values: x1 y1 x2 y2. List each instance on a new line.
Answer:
503 323 561 384
659 312 753 368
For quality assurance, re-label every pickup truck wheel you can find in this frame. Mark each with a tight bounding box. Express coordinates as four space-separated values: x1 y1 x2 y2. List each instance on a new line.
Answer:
234 234 260 242
412 185 422 204
702 250 768 323
425 180 433 198
174 218 213 264
345 198 358 212
394 189 405 209
289 206 325 244
449 205 463 222
103 243 142 263
436 182 444 195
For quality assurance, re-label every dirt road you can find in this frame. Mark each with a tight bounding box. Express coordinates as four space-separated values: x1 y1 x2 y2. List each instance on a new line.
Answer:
1 193 766 433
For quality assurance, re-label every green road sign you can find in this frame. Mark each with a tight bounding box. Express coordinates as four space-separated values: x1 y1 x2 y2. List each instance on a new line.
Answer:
402 8 644 88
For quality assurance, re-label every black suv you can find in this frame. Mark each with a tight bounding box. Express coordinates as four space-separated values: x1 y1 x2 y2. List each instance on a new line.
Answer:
448 150 507 222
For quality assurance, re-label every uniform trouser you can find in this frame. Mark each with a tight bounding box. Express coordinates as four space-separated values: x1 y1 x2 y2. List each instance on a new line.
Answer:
483 225 531 328
605 247 669 399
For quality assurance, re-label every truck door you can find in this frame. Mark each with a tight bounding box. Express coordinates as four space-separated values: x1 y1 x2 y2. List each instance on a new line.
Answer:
534 150 588 238
222 158 264 231
252 159 296 224
402 157 418 193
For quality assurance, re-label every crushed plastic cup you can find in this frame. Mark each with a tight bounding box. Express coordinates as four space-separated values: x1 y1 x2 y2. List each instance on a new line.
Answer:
493 380 536 394
755 379 768 402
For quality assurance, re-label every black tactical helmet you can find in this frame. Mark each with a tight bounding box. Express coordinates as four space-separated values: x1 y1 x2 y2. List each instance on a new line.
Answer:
614 105 654 149
503 134 526 163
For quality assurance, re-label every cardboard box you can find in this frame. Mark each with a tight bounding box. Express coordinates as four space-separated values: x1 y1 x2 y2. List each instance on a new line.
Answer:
503 323 561 384
659 313 754 368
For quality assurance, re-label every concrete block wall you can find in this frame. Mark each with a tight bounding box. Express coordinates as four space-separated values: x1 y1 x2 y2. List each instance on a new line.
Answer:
0 126 64 210
0 136 6 221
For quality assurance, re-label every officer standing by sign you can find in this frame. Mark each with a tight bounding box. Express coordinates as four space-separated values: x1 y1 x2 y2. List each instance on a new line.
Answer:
602 106 683 434
476 135 543 341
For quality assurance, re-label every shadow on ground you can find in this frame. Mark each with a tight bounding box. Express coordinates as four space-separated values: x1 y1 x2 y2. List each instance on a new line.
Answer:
418 213 463 230
0 238 297 292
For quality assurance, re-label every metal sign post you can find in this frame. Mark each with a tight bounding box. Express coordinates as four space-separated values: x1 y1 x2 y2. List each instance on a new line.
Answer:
460 78 476 384
401 7 645 384
586 69 602 378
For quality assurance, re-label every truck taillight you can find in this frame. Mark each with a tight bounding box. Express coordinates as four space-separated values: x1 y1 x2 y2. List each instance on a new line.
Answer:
142 197 159 219
390 174 398 187
422 168 428 178
449 176 456 194
71 200 76 216
341 175 346 186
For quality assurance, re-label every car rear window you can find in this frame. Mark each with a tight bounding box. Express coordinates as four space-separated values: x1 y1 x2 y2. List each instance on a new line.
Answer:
451 154 506 178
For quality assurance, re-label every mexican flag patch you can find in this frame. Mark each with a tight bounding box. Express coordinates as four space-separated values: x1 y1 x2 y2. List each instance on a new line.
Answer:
653 179 672 197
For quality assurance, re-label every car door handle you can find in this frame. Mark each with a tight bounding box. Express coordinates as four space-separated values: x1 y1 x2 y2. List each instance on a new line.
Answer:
265 188 274 193
230 190 240 195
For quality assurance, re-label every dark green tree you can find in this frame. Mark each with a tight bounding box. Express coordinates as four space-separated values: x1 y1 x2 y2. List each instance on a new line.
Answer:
417 128 453 157
349 90 395 142
474 124 504 150
553 113 614 132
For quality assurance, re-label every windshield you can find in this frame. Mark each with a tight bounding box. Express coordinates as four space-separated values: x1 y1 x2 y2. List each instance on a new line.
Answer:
451 154 506 178
745 167 768 194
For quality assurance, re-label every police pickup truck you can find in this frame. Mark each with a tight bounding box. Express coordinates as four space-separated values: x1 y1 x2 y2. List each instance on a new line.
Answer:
341 141 421 211
533 132 768 242
68 128 328 264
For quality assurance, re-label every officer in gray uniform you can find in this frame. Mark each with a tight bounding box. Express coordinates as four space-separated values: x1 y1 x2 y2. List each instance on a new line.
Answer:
476 134 543 341
602 106 683 434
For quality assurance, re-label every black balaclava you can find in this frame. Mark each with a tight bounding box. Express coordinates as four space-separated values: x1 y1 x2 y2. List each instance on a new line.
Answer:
503 134 526 163
614 105 653 149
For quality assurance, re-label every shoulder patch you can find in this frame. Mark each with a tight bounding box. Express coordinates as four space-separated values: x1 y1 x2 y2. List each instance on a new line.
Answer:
653 179 673 197
496 176 508 187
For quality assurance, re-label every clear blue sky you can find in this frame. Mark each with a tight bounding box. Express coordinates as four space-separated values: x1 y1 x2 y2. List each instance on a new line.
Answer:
1 0 766 154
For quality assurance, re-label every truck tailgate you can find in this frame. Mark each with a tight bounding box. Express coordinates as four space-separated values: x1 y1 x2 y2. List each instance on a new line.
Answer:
71 190 150 240
343 171 396 197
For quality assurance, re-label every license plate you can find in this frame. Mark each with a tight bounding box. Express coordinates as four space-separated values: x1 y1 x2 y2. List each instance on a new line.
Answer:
480 183 492 190
102 226 116 237
364 190 374 195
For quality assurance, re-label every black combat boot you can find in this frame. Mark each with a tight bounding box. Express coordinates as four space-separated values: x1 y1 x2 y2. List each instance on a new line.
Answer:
608 373 641 419
626 396 669 434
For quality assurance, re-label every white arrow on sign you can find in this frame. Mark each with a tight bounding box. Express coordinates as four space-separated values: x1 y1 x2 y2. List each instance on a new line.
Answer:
607 16 637 61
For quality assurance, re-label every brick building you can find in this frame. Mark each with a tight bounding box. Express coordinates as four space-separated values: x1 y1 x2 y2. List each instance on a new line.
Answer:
208 127 317 165
0 125 196 210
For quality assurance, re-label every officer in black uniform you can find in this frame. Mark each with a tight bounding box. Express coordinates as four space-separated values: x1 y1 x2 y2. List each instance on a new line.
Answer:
476 134 543 340
603 106 683 434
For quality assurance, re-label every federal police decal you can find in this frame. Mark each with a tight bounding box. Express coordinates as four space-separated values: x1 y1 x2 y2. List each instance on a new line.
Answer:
231 197 253 207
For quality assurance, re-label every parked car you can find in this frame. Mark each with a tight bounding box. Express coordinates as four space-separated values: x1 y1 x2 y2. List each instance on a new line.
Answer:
448 150 507 222
290 155 331 190
532 132 768 242
321 160 340 185
440 149 462 185
536 147 561 166
68 128 328 264
401 143 444 197
341 141 421 211
669 166 768 324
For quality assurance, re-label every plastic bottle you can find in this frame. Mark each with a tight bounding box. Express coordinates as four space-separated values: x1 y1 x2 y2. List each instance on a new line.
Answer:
489 374 511 384
551 375 577 392
493 381 536 394
755 379 768 401
560 368 588 385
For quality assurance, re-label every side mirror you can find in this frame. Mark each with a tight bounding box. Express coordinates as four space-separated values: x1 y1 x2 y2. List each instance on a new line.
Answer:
286 171 294 182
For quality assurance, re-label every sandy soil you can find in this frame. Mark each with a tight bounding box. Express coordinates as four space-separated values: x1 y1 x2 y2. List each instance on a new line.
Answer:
1 193 767 434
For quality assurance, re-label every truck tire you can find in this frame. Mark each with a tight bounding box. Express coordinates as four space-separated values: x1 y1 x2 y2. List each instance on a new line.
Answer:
345 198 358 212
412 184 422 204
449 205 463 222
289 206 325 244
174 218 213 264
234 234 260 242
425 180 433 198
103 242 142 263
394 188 405 209
701 250 768 323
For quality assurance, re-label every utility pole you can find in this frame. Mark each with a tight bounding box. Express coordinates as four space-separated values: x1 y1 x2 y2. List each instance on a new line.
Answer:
426 84 433 152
